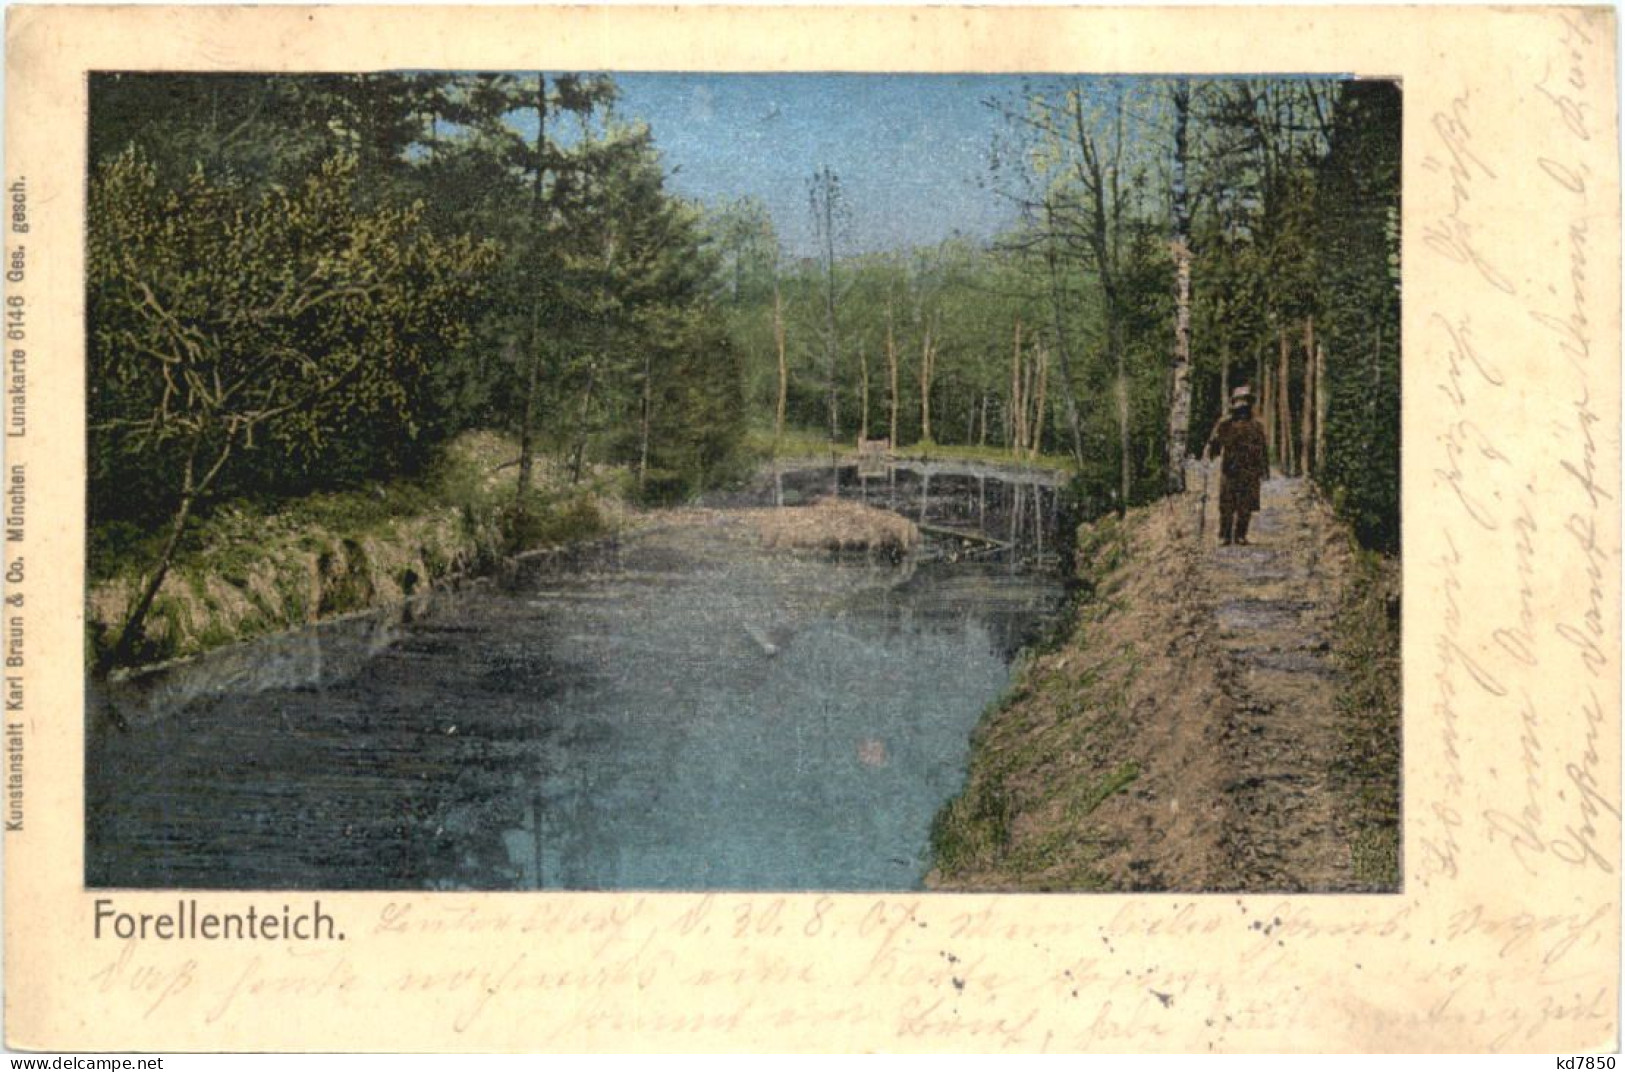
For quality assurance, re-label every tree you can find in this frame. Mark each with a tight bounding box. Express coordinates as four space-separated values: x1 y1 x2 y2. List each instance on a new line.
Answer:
707 196 779 306
559 129 741 497
918 315 939 444
1164 78 1195 492
1041 199 1089 469
500 73 620 506
1059 84 1136 514
1314 81 1401 550
88 151 495 667
515 73 553 504
775 283 789 446
808 165 847 443
703 198 783 443
885 297 899 445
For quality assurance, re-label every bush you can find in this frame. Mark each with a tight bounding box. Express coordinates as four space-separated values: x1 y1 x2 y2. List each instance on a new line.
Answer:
503 493 605 553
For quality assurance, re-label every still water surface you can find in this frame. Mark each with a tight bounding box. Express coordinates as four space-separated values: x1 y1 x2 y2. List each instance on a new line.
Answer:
88 470 1070 890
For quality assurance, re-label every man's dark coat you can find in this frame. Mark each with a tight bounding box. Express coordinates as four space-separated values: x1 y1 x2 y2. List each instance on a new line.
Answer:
1208 412 1269 516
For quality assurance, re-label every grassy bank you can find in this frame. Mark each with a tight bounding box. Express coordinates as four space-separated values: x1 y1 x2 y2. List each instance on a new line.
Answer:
88 431 623 671
928 510 1162 890
1332 547 1403 887
930 483 1404 893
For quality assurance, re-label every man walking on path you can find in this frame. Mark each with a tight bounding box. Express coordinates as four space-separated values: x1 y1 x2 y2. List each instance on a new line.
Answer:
1207 385 1269 545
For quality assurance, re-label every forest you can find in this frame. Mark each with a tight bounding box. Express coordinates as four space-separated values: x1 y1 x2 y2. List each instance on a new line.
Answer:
87 72 1400 669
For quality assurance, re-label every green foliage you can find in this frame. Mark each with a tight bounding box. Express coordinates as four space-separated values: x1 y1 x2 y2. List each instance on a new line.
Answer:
928 508 1143 889
86 431 617 667
1072 761 1140 820
1074 514 1127 592
85 71 1402 669
88 150 498 524
929 762 1014 874
1333 545 1402 887
88 71 750 625
1314 82 1401 552
502 492 605 552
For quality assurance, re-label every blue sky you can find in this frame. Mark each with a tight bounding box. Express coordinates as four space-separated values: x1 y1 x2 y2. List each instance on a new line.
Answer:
609 73 1069 258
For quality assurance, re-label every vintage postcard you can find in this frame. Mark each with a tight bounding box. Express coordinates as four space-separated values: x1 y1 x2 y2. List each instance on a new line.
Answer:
3 3 1619 1053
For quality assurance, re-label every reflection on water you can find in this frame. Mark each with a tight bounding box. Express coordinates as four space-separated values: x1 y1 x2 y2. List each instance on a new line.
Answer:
88 472 1071 891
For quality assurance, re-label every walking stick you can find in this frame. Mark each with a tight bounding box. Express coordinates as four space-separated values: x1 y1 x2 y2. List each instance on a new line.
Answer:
1197 457 1210 540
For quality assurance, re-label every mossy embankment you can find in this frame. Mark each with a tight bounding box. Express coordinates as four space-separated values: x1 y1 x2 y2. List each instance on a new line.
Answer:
929 482 1402 893
927 503 1214 891
1332 548 1402 888
89 430 934 674
88 431 624 672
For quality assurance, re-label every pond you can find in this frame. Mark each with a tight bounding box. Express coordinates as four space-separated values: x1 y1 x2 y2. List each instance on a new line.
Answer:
87 464 1073 891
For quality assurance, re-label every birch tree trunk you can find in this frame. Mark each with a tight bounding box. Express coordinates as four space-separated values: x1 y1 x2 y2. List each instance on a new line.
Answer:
1163 84 1194 493
1010 319 1025 459
819 188 840 444
1116 368 1130 516
1277 328 1294 477
1260 346 1275 472
1022 337 1039 458
1043 203 1088 470
918 321 935 444
1314 341 1328 476
773 283 787 448
1030 343 1050 458
516 74 549 506
1166 238 1193 490
637 349 652 494
516 307 543 500
858 344 870 444
1299 316 1315 477
886 303 898 447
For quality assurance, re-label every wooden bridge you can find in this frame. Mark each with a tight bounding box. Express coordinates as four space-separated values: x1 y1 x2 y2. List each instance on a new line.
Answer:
776 454 1072 565
882 456 1070 490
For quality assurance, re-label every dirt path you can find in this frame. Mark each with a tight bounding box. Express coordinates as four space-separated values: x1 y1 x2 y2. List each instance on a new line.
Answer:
1197 472 1359 890
929 464 1387 892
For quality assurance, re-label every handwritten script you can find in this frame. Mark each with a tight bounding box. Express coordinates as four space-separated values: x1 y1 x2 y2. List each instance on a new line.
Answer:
1421 11 1619 896
76 893 1620 1051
